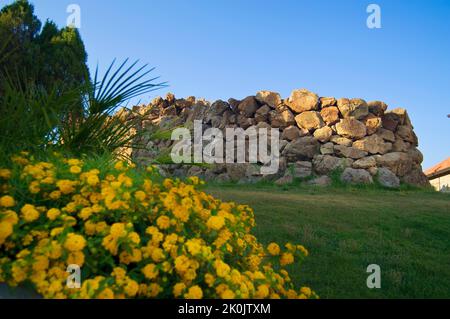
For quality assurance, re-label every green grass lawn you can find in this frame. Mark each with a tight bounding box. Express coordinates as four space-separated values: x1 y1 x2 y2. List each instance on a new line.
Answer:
205 183 450 299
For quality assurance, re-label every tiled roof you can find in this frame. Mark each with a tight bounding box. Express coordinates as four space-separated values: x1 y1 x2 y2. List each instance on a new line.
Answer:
424 157 450 176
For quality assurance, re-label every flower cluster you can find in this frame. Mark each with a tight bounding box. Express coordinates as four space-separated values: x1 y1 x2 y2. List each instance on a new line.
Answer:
0 153 316 299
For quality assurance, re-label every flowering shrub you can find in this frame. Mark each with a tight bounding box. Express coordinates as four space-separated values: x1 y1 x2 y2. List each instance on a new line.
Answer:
0 152 316 299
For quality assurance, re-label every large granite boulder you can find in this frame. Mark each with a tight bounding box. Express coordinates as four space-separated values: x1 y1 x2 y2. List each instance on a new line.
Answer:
337 98 369 119
287 89 319 113
256 91 282 108
295 111 325 131
341 168 373 184
335 118 367 139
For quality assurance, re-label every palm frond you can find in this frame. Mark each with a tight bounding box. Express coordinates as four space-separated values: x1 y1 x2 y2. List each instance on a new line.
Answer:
57 59 166 158
88 59 167 114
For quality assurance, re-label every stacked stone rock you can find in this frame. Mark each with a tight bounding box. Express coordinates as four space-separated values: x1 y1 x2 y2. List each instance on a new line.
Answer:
122 89 429 188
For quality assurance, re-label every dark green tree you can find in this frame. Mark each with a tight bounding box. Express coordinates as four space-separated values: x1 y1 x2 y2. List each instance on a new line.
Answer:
0 0 89 92
0 1 165 163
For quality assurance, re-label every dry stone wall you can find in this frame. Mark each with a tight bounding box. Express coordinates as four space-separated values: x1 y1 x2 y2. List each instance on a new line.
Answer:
119 89 430 188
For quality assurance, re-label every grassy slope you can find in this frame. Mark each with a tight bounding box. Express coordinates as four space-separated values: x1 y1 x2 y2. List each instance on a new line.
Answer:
205 184 450 299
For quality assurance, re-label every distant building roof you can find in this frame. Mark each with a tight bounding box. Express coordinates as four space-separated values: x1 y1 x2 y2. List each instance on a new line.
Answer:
425 157 450 178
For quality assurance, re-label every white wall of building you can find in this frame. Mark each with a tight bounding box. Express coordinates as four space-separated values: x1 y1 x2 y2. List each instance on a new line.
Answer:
430 174 450 192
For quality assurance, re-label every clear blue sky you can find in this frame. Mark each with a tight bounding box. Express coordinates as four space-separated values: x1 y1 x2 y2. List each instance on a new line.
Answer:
5 0 450 169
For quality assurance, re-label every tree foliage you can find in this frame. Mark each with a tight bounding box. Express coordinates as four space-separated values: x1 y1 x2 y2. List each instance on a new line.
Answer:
0 0 89 92
0 1 166 164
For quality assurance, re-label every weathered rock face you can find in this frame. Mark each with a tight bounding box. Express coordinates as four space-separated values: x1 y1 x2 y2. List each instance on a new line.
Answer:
313 126 333 143
292 161 313 178
377 167 400 188
282 136 320 161
321 107 340 125
282 125 306 141
352 156 377 169
270 108 295 128
335 118 367 139
238 96 259 117
341 168 373 184
295 111 324 131
334 145 368 159
352 134 392 155
256 91 281 108
313 155 353 175
362 114 382 135
368 101 388 116
320 97 337 108
121 89 429 187
375 152 413 177
337 98 369 119
287 89 319 113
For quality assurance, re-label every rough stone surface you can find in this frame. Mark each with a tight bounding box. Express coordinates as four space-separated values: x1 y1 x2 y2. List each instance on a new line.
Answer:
389 108 412 126
295 111 324 131
352 156 377 169
368 101 388 116
334 145 368 159
392 138 410 152
382 113 400 132
335 118 367 139
282 136 320 161
237 115 256 129
352 134 393 155
401 168 430 187
330 135 353 147
269 109 296 128
376 128 396 143
122 90 429 188
320 97 337 108
307 175 332 187
238 96 259 117
337 98 369 119
282 125 303 141
291 161 313 178
254 105 271 123
228 98 240 112
256 91 282 108
275 175 293 186
313 126 333 143
377 167 400 188
362 114 382 135
287 89 319 113
341 168 373 184
368 167 379 176
320 142 335 155
408 148 424 165
375 152 413 177
313 155 353 175
226 164 249 182
397 125 418 145
320 107 340 125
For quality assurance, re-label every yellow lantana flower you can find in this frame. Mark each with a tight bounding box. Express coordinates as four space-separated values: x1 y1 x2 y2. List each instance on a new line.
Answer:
280 252 294 266
70 166 82 174
21 204 40 222
142 264 159 280
185 285 203 299
206 216 225 231
64 233 86 252
267 243 281 256
0 195 15 208
47 208 61 221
